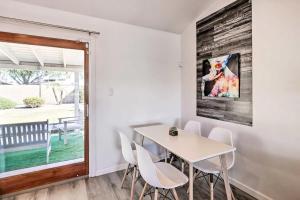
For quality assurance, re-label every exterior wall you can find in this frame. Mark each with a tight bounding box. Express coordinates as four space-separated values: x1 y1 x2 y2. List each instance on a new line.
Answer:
0 85 74 104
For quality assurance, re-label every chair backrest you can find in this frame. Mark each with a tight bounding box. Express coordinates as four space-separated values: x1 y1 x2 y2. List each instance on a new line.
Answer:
135 144 162 188
208 127 235 169
0 121 48 149
118 132 136 165
184 120 202 136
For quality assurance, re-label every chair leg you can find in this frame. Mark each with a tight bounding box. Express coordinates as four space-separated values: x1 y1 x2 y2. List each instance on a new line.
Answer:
231 189 236 200
59 131 62 141
172 188 179 200
181 160 185 172
120 164 130 188
64 130 67 145
154 188 159 200
210 174 214 200
139 183 148 200
130 166 137 200
170 155 174 164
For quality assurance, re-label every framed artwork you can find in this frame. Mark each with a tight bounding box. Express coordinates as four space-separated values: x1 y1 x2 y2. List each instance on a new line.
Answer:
202 54 240 98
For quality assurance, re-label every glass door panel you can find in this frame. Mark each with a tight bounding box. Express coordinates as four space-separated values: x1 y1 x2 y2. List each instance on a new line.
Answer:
0 32 89 195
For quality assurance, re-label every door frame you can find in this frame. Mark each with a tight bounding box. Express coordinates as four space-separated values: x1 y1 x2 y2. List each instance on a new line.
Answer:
0 31 89 195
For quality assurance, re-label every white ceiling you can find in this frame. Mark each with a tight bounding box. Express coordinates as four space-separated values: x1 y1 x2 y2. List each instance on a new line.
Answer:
12 0 211 33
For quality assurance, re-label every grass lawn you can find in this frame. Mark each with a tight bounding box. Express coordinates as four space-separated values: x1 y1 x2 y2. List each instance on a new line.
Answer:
0 132 84 173
0 104 75 124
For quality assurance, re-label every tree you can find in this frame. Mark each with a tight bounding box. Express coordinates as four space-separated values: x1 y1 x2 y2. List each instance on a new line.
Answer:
8 69 46 85
46 71 71 105
51 82 64 105
0 70 10 84
2 69 72 104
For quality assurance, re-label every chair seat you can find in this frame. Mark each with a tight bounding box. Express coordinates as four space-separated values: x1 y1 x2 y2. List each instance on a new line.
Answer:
194 157 222 174
154 162 188 189
132 150 160 165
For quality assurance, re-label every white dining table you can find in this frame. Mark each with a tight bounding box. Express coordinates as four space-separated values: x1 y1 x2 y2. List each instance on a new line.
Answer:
134 124 236 200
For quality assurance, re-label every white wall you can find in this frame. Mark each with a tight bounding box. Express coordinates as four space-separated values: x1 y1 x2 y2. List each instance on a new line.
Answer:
181 0 300 199
0 0 181 176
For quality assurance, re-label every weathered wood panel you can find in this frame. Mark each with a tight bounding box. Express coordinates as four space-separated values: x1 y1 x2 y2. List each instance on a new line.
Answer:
196 0 253 126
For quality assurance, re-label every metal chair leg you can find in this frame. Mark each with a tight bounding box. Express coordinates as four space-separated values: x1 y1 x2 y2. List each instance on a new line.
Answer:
210 174 214 200
181 160 185 172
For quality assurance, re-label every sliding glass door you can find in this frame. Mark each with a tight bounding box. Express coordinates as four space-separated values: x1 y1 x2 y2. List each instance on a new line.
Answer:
0 32 89 194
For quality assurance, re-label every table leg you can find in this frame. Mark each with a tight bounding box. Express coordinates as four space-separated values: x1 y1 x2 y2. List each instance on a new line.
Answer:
64 130 67 145
189 162 194 200
220 155 232 200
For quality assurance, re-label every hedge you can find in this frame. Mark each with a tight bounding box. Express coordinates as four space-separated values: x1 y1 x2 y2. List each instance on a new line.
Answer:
0 97 17 109
23 97 45 108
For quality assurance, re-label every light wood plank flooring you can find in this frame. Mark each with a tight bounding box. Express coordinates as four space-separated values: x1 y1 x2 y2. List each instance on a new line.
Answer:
2 170 257 200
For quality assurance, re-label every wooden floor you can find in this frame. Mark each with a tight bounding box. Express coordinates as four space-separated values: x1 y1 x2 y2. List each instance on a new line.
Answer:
2 170 257 200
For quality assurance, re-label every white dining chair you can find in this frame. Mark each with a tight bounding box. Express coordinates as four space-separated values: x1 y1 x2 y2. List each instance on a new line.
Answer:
184 120 202 136
170 120 202 171
192 127 235 200
119 131 160 200
135 143 188 200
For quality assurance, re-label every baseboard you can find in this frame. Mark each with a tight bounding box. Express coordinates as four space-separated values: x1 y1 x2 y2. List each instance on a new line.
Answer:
229 177 273 200
95 163 128 176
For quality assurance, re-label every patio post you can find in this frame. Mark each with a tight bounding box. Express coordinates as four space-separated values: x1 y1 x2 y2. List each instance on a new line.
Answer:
39 70 42 98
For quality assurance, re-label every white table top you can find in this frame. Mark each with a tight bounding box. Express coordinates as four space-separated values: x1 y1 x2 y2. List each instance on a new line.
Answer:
134 124 236 163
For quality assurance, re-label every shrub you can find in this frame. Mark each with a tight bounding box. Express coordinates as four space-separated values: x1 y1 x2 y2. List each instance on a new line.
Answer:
23 97 44 108
0 97 17 110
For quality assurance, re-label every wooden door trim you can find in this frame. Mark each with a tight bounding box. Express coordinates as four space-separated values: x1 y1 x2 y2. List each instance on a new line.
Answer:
0 162 87 194
0 31 89 195
0 31 86 49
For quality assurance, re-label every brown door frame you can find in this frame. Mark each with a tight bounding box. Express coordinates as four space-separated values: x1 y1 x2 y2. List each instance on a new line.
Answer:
0 32 89 195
